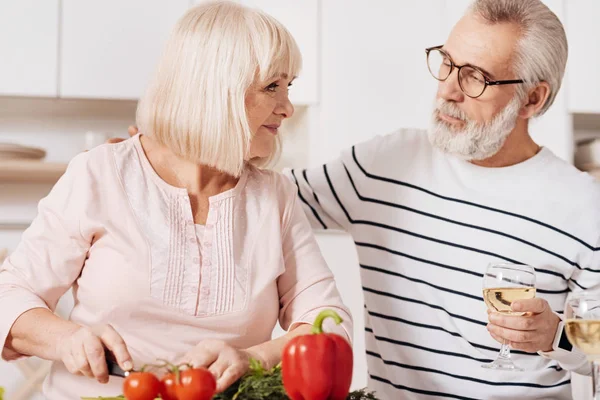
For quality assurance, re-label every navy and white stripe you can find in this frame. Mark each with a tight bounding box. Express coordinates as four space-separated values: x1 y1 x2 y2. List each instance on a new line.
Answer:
286 128 600 400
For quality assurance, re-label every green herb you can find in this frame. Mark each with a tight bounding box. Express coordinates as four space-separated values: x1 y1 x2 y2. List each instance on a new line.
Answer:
0 386 4 400
213 359 287 400
213 359 380 400
345 390 380 400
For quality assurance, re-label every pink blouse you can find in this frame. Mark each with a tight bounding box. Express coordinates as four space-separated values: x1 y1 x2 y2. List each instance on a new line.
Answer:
0 135 352 399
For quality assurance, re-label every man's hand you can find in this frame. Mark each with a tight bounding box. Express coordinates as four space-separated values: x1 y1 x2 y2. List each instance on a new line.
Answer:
106 125 138 144
486 297 560 353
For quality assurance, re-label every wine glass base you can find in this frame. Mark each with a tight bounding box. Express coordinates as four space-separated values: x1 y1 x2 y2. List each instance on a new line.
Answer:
481 359 523 371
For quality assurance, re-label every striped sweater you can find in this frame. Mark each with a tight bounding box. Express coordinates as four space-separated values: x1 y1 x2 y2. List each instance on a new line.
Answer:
286 128 600 400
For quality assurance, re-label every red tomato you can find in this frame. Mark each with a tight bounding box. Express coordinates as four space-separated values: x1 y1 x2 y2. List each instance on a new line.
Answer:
159 372 178 400
175 368 217 400
123 372 162 400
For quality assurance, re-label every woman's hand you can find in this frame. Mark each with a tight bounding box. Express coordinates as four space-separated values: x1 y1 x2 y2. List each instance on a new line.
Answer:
180 339 262 393
105 125 138 144
56 324 132 384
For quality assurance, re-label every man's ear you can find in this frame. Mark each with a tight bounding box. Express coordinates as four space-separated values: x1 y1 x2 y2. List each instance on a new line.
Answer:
518 82 551 118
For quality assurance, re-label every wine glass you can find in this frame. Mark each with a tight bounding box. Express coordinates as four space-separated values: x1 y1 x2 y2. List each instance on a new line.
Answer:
565 291 600 399
482 262 536 371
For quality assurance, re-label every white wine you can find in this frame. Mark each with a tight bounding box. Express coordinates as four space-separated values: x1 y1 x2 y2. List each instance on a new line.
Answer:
483 287 536 315
565 319 600 358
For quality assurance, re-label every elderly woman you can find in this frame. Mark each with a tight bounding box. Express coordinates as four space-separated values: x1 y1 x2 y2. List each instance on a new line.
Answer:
0 2 352 398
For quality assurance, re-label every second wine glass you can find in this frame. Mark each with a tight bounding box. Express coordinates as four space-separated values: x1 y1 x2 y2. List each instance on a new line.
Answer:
565 291 600 399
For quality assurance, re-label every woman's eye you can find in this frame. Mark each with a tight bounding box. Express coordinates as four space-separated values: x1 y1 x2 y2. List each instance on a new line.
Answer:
265 83 279 92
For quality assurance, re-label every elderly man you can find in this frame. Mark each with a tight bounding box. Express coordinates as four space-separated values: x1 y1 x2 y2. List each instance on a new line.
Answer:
120 0 598 398
286 0 599 399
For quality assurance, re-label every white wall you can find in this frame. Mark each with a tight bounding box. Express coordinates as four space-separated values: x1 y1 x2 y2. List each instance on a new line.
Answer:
314 1 444 165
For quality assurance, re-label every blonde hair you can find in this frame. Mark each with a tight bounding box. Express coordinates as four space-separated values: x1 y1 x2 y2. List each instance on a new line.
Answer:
136 1 302 176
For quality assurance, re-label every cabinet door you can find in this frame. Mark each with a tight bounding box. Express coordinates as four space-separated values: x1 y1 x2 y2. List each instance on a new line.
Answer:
60 0 190 99
0 0 59 97
566 0 600 113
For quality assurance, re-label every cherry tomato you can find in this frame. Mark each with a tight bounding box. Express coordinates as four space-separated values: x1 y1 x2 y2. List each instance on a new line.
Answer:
159 372 179 400
175 368 217 400
123 372 162 400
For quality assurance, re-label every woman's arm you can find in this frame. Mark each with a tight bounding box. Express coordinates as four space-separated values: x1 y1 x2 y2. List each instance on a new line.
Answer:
0 153 132 382
6 308 80 361
241 175 353 372
244 324 313 370
7 308 132 384
275 175 353 342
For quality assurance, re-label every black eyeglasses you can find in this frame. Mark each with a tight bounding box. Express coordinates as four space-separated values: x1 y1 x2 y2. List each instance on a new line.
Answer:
425 45 524 98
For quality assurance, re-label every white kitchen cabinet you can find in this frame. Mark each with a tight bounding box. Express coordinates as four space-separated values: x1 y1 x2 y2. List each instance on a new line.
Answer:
193 0 319 105
566 0 600 114
60 0 190 99
0 1 59 97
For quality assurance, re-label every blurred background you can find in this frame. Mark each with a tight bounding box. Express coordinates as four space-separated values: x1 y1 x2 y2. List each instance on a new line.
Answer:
0 0 597 398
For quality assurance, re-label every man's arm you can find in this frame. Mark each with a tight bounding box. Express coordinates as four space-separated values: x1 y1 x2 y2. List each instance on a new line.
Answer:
282 130 403 233
282 166 342 231
283 152 358 233
105 125 138 144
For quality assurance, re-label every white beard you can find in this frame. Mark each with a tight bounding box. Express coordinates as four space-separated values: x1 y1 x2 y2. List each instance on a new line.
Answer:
428 96 522 161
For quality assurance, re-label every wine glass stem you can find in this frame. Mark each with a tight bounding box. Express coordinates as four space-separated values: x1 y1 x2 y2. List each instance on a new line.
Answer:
593 361 600 400
498 341 511 361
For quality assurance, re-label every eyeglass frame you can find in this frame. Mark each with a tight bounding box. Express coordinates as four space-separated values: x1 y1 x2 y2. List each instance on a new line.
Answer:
425 45 524 98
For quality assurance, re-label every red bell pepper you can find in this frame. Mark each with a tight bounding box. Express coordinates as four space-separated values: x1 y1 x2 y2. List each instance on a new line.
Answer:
282 309 353 400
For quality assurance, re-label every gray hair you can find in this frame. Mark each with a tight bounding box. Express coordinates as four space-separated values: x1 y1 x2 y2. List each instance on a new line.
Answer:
469 0 568 116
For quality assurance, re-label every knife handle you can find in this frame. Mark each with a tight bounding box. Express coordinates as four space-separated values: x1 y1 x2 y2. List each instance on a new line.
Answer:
105 347 128 378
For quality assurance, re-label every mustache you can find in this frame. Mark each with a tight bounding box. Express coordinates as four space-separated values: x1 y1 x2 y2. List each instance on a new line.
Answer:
435 99 468 121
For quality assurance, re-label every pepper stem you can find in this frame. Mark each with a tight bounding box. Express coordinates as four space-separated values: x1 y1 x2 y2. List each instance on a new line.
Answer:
311 309 343 334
